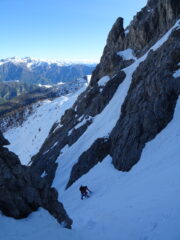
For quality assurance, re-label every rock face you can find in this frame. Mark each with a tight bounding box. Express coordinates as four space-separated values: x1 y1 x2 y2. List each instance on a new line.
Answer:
0 131 72 228
91 0 180 84
66 137 111 188
110 29 180 170
31 0 180 189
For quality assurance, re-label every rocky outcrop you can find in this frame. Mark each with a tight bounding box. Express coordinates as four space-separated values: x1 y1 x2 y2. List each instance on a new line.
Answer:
31 0 180 190
0 131 72 228
91 0 180 84
0 131 9 145
110 28 180 170
66 138 111 188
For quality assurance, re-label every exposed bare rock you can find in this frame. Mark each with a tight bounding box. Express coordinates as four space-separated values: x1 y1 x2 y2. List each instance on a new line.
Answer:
0 131 72 228
66 138 111 188
110 28 180 171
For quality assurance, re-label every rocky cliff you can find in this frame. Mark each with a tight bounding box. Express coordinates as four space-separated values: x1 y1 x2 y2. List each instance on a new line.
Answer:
91 0 180 83
0 131 72 228
31 0 180 189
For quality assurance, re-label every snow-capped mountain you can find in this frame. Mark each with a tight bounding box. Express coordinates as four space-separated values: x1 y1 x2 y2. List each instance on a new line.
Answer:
0 57 96 84
0 0 180 239
0 57 97 67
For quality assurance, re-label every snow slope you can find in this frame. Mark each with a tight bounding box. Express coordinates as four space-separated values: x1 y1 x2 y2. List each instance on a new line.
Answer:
4 86 87 165
53 19 180 194
61 98 180 240
0 208 80 240
1 97 180 240
1 20 180 240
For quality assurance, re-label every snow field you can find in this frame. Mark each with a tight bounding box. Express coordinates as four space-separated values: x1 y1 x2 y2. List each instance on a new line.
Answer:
1 97 180 240
52 19 180 239
1 19 180 240
0 208 80 240
5 86 87 165
53 19 180 195
61 97 180 240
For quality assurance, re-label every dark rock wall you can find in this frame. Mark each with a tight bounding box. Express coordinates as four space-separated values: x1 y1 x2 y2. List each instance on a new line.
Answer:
110 29 180 170
66 27 180 183
0 132 72 228
66 138 111 188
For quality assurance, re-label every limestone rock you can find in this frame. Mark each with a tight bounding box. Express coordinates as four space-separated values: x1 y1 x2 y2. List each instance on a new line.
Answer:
0 132 72 228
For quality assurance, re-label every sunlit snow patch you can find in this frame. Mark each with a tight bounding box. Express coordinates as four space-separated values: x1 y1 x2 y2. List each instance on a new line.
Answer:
86 75 92 84
117 48 137 61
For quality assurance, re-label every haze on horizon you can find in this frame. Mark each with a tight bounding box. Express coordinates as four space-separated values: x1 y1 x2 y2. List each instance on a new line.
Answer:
0 0 147 62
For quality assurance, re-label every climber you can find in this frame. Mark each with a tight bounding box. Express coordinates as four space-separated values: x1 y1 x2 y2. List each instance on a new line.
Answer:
79 185 92 200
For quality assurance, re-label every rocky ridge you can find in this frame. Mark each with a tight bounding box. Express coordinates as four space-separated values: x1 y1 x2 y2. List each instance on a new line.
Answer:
31 0 180 189
91 0 180 83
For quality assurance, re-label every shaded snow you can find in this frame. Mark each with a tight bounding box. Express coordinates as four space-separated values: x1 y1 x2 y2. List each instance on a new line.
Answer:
74 116 92 130
1 96 180 240
97 76 110 87
1 19 180 240
68 116 93 136
53 19 180 194
61 98 180 240
4 86 87 165
0 209 80 240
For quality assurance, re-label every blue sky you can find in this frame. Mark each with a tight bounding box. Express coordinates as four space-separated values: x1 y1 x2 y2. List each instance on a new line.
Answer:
0 0 147 61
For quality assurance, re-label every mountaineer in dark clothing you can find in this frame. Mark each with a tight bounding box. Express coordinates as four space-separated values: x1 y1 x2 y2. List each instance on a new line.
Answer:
79 185 92 200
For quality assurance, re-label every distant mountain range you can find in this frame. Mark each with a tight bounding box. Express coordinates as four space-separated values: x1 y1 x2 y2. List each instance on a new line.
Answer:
0 76 88 118
0 57 96 85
